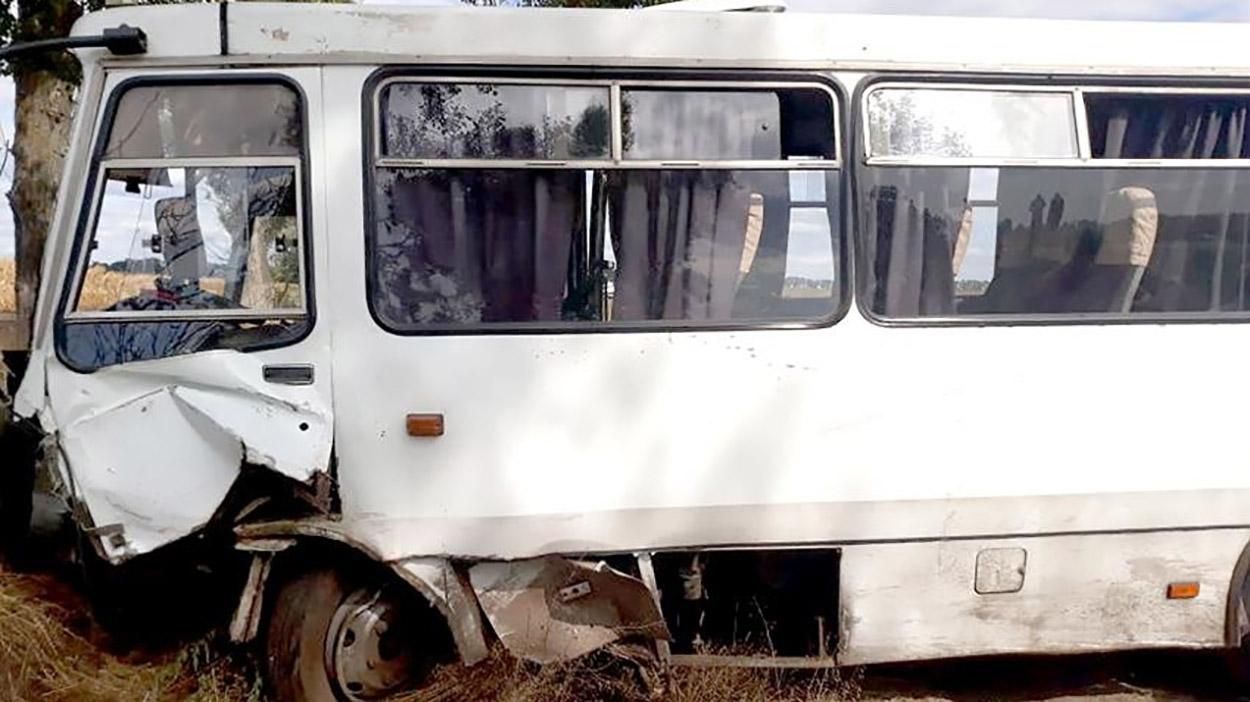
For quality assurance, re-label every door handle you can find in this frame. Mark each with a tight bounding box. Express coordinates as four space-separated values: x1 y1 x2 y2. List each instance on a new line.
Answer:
263 364 315 386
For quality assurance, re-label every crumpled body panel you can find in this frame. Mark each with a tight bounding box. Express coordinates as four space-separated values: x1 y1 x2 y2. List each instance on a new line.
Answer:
469 556 669 664
34 350 332 561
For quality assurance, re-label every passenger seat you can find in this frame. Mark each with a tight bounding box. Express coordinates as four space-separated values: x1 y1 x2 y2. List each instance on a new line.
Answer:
1075 186 1159 313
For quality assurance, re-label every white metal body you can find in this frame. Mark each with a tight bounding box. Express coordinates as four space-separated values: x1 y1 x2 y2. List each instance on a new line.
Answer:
15 2 1250 665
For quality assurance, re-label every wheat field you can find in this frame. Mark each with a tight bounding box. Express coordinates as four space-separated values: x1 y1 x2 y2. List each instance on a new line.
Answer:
76 266 232 311
0 259 300 314
0 259 13 314
0 259 184 314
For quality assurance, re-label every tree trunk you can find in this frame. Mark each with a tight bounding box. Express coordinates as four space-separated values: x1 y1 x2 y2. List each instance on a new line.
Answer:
5 0 82 352
9 70 76 350
0 0 81 557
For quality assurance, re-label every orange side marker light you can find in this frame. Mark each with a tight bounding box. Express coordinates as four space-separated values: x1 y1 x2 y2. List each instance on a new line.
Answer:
406 413 445 437
1167 582 1200 600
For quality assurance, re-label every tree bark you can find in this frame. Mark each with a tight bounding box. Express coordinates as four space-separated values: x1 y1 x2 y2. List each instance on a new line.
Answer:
9 71 76 350
5 0 82 352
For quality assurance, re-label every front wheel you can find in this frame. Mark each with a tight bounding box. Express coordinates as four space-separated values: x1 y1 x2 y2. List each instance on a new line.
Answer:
264 567 437 701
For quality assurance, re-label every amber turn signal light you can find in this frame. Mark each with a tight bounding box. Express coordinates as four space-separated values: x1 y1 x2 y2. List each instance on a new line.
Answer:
1166 582 1200 600
406 413 445 437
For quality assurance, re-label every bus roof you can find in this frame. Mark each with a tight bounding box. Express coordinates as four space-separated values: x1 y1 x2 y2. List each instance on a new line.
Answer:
74 2 1250 77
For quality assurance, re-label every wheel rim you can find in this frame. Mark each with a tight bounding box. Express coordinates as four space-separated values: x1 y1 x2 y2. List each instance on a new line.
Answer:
325 587 419 700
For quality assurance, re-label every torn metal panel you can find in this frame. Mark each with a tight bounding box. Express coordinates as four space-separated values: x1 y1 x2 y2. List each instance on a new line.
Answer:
395 558 491 666
635 553 671 663
230 552 275 643
45 351 332 560
469 556 670 665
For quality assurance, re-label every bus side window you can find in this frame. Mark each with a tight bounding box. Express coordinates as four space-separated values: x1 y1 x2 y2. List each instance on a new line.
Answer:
861 85 1250 321
368 80 842 332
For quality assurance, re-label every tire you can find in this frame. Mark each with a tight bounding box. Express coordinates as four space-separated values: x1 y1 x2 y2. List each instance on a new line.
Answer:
265 566 434 702
265 568 353 702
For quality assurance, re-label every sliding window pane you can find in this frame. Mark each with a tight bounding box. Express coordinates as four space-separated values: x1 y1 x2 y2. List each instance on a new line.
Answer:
623 88 836 161
381 83 611 160
867 88 1078 160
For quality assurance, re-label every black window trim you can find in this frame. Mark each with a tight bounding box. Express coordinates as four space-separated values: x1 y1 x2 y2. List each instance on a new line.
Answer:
852 71 1250 329
362 66 851 337
53 72 317 373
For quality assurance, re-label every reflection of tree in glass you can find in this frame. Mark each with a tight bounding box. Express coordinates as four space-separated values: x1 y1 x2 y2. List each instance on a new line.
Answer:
621 95 635 153
191 167 298 308
372 169 485 324
387 84 607 159
572 103 609 157
869 92 972 158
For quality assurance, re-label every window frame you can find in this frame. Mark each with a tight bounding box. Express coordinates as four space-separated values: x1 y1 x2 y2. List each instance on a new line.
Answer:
372 75 842 171
363 68 849 336
854 73 1250 328
863 82 1087 166
54 73 316 372
66 156 308 322
863 79 1250 169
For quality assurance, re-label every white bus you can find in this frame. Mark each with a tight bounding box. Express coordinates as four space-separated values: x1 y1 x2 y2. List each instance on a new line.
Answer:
8 1 1250 699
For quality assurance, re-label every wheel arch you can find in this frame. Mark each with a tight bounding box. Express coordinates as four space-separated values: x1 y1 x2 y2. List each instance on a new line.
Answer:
232 519 491 666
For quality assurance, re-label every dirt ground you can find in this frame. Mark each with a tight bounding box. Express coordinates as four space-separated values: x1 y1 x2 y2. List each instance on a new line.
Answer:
2 563 1246 702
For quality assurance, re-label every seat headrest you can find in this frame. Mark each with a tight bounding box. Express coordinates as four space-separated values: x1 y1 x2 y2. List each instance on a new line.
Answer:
1096 186 1158 267
951 206 973 275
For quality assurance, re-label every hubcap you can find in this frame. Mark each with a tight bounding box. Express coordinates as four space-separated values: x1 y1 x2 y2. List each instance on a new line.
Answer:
325 587 419 700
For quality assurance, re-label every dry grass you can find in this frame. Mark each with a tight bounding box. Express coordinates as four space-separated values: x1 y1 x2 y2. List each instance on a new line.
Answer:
0 571 870 702
0 562 867 702
402 649 864 702
0 565 260 702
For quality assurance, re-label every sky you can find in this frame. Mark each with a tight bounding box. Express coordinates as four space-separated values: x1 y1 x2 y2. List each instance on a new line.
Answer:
2 0 1250 261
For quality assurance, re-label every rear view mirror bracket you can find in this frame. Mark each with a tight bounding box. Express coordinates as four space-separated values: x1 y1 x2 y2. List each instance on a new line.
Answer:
0 24 147 63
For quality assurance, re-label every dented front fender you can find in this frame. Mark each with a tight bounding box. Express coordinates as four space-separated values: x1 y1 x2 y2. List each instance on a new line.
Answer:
37 350 332 561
